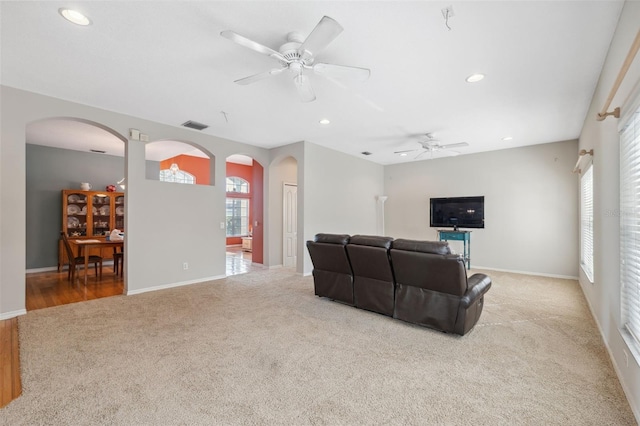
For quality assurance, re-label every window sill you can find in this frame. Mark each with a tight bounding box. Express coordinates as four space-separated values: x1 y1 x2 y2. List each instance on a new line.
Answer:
620 328 640 368
580 263 594 283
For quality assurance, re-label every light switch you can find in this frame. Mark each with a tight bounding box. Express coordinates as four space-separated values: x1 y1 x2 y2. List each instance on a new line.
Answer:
220 222 225 229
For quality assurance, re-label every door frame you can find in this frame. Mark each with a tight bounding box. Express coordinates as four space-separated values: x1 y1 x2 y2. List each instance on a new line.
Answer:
282 182 297 268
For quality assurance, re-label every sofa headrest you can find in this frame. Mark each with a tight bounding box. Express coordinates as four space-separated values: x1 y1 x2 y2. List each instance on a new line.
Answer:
349 235 393 249
313 233 350 245
391 239 451 255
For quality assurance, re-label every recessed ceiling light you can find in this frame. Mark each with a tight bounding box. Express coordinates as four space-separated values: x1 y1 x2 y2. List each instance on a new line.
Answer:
59 8 91 26
319 118 331 125
502 136 513 141
465 73 485 83
399 153 408 157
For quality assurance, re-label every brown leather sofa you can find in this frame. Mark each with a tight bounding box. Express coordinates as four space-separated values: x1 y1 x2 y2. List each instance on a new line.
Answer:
346 235 395 316
306 233 354 305
390 239 491 335
306 234 491 336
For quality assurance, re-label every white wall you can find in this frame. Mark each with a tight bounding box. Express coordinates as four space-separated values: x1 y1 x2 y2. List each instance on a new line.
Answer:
0 86 271 316
384 140 579 278
303 142 384 274
577 1 640 420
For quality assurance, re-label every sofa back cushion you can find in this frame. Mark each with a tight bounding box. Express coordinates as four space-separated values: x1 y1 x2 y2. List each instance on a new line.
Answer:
313 233 350 245
391 239 451 255
390 239 467 296
306 234 352 275
347 235 394 281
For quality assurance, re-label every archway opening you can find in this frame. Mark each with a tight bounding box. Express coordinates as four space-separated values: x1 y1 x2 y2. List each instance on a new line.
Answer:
145 140 215 186
25 117 127 310
225 154 264 275
269 156 298 269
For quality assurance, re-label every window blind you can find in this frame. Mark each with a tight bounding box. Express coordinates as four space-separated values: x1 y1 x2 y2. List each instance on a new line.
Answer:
620 106 640 347
580 165 594 282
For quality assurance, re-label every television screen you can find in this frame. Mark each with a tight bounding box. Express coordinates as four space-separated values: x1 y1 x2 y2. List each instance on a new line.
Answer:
430 196 484 229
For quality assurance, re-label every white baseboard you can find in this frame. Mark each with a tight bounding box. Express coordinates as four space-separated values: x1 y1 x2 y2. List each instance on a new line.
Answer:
126 275 226 296
26 266 59 273
579 283 640 423
0 309 27 320
27 261 116 275
268 264 283 269
471 265 578 280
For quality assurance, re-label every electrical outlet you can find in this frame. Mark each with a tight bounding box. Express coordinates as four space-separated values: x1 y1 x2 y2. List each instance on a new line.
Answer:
624 349 629 367
183 262 188 270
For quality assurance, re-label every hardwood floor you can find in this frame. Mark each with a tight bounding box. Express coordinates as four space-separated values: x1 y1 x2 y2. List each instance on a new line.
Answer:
26 266 124 311
0 317 21 408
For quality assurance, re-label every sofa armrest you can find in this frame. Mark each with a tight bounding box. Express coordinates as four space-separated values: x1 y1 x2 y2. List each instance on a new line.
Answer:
460 274 492 308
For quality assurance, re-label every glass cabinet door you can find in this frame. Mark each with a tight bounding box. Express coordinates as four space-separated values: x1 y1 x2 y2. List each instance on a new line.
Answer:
92 193 112 237
115 194 125 231
66 192 88 237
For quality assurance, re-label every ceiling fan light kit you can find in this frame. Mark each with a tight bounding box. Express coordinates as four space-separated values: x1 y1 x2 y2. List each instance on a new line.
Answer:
221 16 371 102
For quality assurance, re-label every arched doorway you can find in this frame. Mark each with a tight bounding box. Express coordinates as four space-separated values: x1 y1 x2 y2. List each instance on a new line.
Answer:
25 117 127 310
225 154 264 275
268 156 298 269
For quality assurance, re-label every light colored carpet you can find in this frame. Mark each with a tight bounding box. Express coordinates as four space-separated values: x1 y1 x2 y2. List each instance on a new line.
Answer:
1 268 636 425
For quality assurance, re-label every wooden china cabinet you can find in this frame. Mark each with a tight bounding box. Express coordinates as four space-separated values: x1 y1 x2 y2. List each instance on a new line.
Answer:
58 189 125 270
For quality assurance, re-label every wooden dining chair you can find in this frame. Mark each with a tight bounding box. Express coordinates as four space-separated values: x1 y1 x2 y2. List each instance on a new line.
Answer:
113 247 124 276
60 231 103 282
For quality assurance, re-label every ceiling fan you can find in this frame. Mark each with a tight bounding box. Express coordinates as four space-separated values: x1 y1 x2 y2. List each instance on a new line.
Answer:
221 16 370 102
394 134 469 159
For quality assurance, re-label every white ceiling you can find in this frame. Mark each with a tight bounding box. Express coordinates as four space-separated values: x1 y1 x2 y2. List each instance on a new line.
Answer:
1 1 624 165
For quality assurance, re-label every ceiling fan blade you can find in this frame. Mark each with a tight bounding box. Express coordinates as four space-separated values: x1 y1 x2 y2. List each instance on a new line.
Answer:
432 149 460 158
221 30 288 65
298 16 343 61
294 74 316 102
415 150 428 160
440 142 469 150
313 63 370 82
234 68 285 85
393 149 417 154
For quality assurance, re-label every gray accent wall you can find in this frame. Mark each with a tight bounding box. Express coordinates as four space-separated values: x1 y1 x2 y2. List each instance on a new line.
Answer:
26 144 160 269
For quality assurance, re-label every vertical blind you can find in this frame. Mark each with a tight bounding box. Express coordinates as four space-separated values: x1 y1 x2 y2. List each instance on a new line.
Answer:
620 105 640 347
580 165 594 282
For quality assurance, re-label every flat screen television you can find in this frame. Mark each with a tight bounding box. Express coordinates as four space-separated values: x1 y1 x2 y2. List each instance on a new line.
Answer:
430 196 485 229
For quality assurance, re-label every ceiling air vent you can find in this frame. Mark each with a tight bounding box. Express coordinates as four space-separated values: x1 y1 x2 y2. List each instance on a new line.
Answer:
181 120 209 131
361 151 372 156
90 149 106 154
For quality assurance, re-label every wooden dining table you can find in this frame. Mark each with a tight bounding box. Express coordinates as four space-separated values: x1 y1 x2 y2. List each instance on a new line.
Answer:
71 239 124 284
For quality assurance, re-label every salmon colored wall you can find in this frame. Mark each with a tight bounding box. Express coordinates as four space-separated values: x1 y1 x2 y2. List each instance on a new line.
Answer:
226 163 253 246
251 160 264 264
160 155 210 185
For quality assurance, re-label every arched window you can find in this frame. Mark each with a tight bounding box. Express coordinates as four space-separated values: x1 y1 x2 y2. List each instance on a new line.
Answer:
226 176 249 193
160 163 196 184
226 177 250 236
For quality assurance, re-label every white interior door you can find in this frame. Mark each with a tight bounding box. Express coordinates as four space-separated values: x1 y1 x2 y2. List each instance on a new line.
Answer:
283 183 297 268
